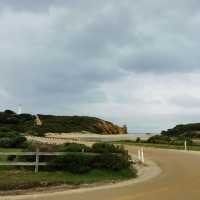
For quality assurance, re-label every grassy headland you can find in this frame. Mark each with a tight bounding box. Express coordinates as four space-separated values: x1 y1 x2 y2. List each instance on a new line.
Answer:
0 110 127 135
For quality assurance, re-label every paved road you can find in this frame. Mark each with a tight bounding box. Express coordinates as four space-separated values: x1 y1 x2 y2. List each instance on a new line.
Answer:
7 147 200 200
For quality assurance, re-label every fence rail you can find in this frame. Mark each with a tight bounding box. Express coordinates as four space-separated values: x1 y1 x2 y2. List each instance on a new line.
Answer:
0 162 47 166
0 152 100 156
0 150 125 173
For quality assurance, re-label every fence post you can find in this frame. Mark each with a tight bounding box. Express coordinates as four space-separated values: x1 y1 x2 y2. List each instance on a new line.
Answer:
141 148 144 164
138 149 141 161
35 148 39 173
184 140 187 151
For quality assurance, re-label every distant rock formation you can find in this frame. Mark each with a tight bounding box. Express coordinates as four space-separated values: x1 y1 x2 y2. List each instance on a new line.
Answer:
95 120 127 134
0 110 127 135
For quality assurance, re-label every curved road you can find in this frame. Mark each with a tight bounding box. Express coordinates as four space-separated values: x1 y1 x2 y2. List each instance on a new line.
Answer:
5 147 200 200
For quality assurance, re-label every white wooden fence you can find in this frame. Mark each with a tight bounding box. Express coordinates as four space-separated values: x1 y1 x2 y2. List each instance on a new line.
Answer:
0 150 102 173
0 150 125 173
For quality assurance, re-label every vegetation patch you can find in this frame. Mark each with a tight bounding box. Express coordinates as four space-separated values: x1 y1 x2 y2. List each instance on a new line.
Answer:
0 110 126 135
0 128 27 148
115 138 200 151
0 143 136 192
161 123 200 138
0 169 136 192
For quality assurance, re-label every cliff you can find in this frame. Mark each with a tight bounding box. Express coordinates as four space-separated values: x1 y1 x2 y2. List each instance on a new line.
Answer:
0 110 127 135
95 120 127 135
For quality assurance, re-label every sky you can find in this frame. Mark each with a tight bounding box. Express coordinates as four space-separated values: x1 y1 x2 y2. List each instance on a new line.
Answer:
0 0 200 133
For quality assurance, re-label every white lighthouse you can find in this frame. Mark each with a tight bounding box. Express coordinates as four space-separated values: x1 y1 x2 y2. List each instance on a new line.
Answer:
17 105 22 115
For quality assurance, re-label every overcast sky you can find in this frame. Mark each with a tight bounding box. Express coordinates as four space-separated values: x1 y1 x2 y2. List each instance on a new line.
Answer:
1 0 200 133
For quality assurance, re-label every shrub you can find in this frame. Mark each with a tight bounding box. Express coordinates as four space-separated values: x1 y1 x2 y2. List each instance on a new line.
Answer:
52 153 92 173
18 114 34 121
4 110 16 115
147 135 171 144
91 143 125 154
60 143 91 152
50 153 132 174
50 143 133 174
19 142 59 163
24 142 59 152
147 134 194 146
0 128 12 133
0 131 27 148
15 142 134 174
91 153 132 171
7 155 17 161
26 130 45 137
135 137 141 143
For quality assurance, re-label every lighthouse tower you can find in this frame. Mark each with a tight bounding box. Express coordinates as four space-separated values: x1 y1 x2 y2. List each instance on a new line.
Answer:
17 105 22 115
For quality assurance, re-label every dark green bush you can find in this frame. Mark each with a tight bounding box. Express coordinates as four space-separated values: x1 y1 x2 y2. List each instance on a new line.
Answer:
7 155 17 161
60 143 91 152
161 123 200 138
50 152 132 174
50 143 132 174
4 110 16 115
135 137 141 143
147 134 194 146
19 142 59 163
0 131 26 148
52 153 92 173
91 143 125 154
91 153 132 171
26 130 45 137
147 135 171 144
15 142 133 174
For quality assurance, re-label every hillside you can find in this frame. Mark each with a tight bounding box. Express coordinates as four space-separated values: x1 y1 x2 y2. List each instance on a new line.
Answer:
161 123 200 138
0 110 127 135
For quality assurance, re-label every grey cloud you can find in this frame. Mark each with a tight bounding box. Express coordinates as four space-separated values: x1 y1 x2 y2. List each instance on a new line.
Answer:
0 0 74 12
0 0 200 132
121 48 200 73
169 95 200 108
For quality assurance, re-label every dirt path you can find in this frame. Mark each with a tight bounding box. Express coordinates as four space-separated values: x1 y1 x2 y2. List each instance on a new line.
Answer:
2 146 200 200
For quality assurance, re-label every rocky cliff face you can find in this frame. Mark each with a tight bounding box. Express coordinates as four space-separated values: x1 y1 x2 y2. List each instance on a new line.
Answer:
95 120 127 134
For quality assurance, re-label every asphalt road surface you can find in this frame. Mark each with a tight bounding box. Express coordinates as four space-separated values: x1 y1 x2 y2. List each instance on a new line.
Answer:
5 146 200 200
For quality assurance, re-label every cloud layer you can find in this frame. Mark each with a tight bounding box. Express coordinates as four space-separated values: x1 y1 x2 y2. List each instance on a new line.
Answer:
0 0 200 132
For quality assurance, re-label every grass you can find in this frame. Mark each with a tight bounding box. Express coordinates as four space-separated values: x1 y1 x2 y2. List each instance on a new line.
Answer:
0 147 136 192
0 168 136 191
0 148 23 170
0 147 22 152
114 140 200 151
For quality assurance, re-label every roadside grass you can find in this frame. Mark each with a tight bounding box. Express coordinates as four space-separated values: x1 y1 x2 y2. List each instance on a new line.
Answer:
0 148 22 152
0 147 136 191
0 168 136 191
0 148 22 171
113 140 200 151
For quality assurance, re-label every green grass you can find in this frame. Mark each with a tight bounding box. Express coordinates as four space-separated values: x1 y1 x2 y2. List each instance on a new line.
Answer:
0 168 136 191
0 148 23 170
0 147 22 156
0 147 136 192
114 140 200 151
